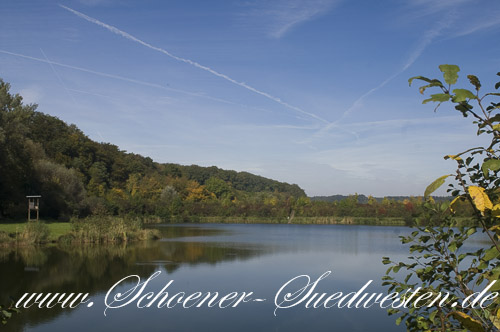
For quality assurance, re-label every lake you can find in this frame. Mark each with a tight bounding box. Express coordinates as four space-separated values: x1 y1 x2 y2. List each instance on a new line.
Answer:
0 223 417 331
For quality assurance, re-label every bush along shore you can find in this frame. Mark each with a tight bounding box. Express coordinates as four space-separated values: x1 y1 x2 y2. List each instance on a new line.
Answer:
0 216 160 247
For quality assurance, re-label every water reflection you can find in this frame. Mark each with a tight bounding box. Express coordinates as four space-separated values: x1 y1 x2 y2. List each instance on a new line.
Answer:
0 226 271 332
154 225 229 239
0 224 418 332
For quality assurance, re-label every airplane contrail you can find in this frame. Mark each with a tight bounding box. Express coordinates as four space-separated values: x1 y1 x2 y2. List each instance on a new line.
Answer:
0 49 264 109
312 12 455 138
59 4 328 124
40 48 78 105
1 49 300 119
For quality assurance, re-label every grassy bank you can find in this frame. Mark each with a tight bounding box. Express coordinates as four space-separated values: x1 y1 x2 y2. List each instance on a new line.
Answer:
1 216 476 246
0 222 70 241
0 217 160 246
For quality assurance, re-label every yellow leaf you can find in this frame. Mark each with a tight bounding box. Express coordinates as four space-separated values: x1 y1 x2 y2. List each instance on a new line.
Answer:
452 312 485 332
445 154 463 161
492 315 500 330
490 225 500 236
468 186 493 212
493 205 500 218
449 196 462 213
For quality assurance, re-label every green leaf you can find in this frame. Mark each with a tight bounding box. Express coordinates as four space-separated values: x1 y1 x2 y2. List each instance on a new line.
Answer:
439 64 460 85
449 242 457 252
418 81 444 94
467 74 481 90
489 280 500 292
482 159 500 178
424 175 450 197
483 246 500 262
423 93 450 104
467 227 476 236
453 89 477 102
429 310 438 324
408 76 434 86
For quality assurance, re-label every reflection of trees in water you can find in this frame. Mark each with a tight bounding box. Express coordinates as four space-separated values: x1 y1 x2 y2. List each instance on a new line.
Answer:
0 239 268 332
154 225 229 239
159 241 267 272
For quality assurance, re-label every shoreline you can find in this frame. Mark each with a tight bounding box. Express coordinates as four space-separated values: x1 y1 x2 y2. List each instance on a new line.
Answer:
0 215 476 247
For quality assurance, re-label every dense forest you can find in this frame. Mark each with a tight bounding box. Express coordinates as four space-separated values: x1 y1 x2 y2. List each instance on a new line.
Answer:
0 79 474 223
0 79 307 219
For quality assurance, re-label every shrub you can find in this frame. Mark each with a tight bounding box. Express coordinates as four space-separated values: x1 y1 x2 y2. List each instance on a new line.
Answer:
20 222 49 244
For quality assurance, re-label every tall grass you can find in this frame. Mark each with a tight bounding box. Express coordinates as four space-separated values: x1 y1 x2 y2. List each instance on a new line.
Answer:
20 222 50 244
68 216 160 243
0 222 50 246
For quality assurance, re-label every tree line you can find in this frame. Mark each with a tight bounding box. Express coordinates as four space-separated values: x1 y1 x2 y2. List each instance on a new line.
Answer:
0 78 474 223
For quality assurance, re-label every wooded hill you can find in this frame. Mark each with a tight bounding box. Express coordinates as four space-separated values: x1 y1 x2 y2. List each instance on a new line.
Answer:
0 79 475 224
0 79 304 220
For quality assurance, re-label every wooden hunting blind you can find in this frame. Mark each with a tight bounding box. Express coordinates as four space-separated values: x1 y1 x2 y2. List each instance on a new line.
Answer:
26 195 41 222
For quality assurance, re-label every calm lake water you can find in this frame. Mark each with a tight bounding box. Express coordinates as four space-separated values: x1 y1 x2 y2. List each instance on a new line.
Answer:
1 224 423 331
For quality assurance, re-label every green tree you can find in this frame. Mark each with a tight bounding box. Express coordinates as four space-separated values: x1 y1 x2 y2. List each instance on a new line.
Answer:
0 80 38 217
383 66 500 331
205 176 232 199
34 159 86 219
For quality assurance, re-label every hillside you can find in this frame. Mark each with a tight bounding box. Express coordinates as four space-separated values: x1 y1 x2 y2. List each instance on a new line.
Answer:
0 79 305 220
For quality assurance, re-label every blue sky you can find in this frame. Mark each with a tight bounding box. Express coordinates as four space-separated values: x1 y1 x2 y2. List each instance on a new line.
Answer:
1 0 500 196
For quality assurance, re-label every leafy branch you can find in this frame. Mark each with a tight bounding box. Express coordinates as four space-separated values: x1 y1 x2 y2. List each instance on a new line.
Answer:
384 65 500 331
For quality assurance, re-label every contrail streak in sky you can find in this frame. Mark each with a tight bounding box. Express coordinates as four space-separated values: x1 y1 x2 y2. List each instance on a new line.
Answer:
59 4 328 124
0 49 297 119
313 12 455 139
40 48 78 105
0 49 258 108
